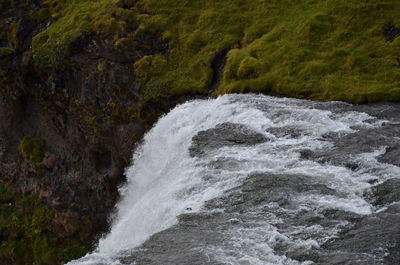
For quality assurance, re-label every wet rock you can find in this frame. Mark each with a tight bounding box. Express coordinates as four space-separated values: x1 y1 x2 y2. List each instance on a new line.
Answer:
344 162 359 171
206 173 337 213
321 209 362 223
378 143 400 166
190 123 267 157
118 172 367 265
267 126 303 138
321 211 400 265
120 213 226 265
207 157 243 170
371 179 400 206
302 124 400 168
299 149 314 160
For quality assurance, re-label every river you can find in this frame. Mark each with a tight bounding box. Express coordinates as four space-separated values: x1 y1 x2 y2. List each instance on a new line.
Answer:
67 94 400 265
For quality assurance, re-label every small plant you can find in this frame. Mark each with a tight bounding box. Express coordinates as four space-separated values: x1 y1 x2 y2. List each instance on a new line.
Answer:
0 47 14 58
18 137 45 170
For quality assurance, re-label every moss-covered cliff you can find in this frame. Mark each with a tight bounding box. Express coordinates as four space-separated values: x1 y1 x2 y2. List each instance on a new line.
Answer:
0 0 399 264
25 0 400 104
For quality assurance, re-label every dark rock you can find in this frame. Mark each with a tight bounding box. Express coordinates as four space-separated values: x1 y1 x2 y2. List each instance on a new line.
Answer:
15 17 35 51
120 214 226 265
267 126 303 138
299 149 314 159
321 210 400 265
208 49 229 95
383 23 400 42
189 122 268 157
54 211 83 238
301 124 400 168
378 143 400 166
344 162 359 171
41 151 58 169
205 173 337 213
0 0 177 259
371 178 400 206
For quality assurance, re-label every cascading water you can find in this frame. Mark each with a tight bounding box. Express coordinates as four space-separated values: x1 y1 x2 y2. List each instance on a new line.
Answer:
67 94 400 265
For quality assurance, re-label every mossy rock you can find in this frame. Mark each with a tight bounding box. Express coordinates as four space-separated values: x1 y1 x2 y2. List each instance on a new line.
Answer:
134 55 168 84
18 137 44 169
0 181 88 265
31 0 125 68
237 56 261 79
26 0 400 103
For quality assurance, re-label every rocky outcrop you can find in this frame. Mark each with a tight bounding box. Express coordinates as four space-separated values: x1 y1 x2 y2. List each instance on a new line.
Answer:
189 123 268 157
0 1 195 264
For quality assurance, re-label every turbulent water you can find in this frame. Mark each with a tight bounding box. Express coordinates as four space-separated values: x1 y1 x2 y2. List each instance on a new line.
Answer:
67 94 400 265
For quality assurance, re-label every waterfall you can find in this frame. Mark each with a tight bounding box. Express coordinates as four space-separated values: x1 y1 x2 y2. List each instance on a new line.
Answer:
67 94 400 265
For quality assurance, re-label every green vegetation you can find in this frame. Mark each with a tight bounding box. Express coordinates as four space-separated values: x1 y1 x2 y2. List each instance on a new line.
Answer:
0 179 87 265
31 0 134 68
0 47 14 58
1 1 399 264
31 0 400 103
135 0 400 103
19 137 44 170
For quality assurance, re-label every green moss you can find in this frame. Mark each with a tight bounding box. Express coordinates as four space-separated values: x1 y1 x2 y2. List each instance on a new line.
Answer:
18 137 44 170
130 0 399 104
134 55 168 84
29 0 400 101
237 56 261 79
31 7 51 23
0 47 14 58
31 0 129 68
0 180 87 265
214 0 400 103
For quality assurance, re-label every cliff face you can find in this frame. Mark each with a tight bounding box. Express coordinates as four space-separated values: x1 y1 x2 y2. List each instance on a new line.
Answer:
0 0 399 264
0 1 191 264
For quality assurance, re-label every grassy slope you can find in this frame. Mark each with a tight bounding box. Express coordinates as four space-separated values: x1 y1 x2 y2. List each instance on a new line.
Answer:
31 0 128 67
31 0 400 104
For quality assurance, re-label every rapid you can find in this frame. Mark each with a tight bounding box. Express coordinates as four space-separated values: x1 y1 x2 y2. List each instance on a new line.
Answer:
67 94 400 265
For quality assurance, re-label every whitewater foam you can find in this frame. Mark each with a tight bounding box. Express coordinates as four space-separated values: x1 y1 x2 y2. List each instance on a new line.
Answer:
67 94 396 265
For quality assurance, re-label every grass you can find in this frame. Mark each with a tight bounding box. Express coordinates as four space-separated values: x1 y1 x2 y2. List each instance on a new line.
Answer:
30 0 400 103
216 0 400 103
136 0 400 104
31 0 133 68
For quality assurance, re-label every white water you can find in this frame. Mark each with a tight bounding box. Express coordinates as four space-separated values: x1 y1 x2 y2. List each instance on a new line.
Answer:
67 94 396 265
